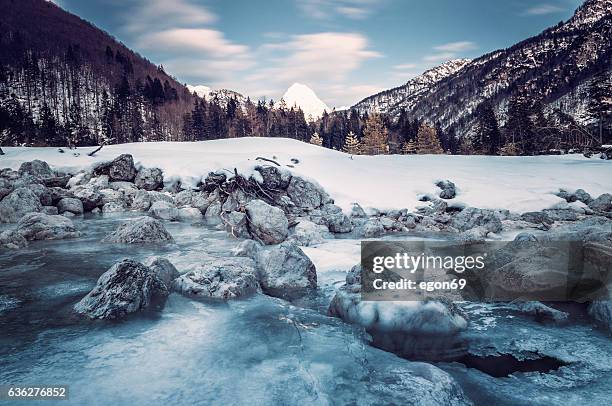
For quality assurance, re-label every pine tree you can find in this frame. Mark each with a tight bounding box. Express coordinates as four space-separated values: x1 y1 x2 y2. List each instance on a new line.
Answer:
310 131 323 146
587 70 612 144
343 131 361 155
361 113 388 155
475 104 501 154
401 139 417 154
505 92 536 154
416 122 443 154
499 142 521 156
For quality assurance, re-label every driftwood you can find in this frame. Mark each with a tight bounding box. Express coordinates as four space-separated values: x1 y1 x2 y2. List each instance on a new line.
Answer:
88 145 104 157
255 156 280 166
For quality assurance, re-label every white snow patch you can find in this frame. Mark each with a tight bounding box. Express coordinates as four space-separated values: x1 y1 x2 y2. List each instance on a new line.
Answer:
2 137 611 213
279 83 329 120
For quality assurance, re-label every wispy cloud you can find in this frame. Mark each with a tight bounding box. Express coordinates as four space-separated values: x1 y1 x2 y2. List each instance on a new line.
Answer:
124 0 217 32
523 4 564 16
297 0 382 20
393 63 417 70
137 28 249 58
423 41 477 63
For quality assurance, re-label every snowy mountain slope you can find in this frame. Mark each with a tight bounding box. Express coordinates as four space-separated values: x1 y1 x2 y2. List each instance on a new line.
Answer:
352 59 471 116
187 85 246 108
2 138 611 213
279 83 330 120
352 0 612 134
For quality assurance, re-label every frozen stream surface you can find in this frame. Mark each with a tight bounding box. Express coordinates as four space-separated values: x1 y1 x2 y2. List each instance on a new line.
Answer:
1 214 611 405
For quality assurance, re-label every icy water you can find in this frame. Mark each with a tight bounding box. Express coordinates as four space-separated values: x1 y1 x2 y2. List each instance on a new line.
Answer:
1 215 611 405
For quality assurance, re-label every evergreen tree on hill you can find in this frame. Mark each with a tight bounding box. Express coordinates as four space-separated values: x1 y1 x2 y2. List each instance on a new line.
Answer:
416 122 443 154
361 113 389 155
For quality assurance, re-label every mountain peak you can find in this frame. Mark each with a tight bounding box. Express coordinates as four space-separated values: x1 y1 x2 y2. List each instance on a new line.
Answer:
561 0 612 31
280 83 329 120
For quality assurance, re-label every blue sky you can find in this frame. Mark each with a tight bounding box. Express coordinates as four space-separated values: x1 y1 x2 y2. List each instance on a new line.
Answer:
53 0 583 107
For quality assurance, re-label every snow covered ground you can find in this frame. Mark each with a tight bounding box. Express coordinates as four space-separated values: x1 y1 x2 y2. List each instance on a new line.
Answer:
2 137 611 213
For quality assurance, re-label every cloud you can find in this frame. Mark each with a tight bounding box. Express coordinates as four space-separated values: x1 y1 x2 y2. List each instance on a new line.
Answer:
393 63 417 70
523 4 564 16
297 0 382 20
136 28 250 58
124 0 216 32
423 41 476 63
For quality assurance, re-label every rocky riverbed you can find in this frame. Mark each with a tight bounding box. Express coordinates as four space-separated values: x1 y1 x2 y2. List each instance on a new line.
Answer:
1 154 611 405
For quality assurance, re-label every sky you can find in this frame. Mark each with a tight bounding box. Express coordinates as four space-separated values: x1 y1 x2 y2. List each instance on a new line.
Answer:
52 0 584 107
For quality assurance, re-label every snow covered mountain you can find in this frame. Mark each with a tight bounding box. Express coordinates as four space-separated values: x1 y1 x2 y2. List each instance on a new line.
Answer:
352 59 471 116
279 83 330 120
187 85 246 108
352 0 612 135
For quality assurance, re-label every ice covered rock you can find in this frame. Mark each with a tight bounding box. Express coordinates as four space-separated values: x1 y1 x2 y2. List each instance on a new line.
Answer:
102 216 174 244
15 213 80 241
588 193 612 212
57 198 84 215
74 259 169 319
0 229 28 249
148 201 179 221
87 175 110 190
256 242 317 299
135 167 163 191
286 176 330 210
451 207 502 233
246 199 288 244
172 257 260 300
0 187 43 223
93 154 137 182
288 219 332 246
144 257 180 286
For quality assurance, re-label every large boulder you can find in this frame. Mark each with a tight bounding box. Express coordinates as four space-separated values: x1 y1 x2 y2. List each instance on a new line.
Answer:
172 257 260 300
0 187 43 223
588 300 612 333
361 218 385 238
74 259 169 319
102 216 174 244
246 199 288 244
311 204 353 233
18 159 54 179
286 176 330 210
144 257 180 286
72 186 103 212
148 201 179 221
131 189 153 211
174 190 195 208
520 211 553 225
288 219 332 246
436 180 457 199
192 192 212 214
256 242 317 299
451 207 502 233
222 211 250 238
57 198 84 215
94 154 137 182
328 265 468 361
178 207 204 222
588 193 612 212
0 178 13 200
135 167 164 191
254 165 292 190
15 213 80 241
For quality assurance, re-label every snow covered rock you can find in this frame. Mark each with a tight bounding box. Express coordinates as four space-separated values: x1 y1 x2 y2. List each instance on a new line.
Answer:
436 180 457 199
15 213 80 241
286 176 330 210
255 242 317 299
0 187 43 223
232 239 262 259
74 259 169 320
131 189 152 211
204 200 223 222
93 154 137 182
311 204 353 233
57 198 84 215
588 300 612 333
246 199 289 244
174 190 195 208
172 257 260 300
288 219 332 246
148 201 179 221
72 186 103 212
0 229 28 249
361 218 385 238
329 264 468 361
102 201 127 213
102 216 174 244
254 165 292 190
451 207 502 233
574 189 593 204
87 175 110 190
18 159 54 179
178 207 204 222
144 257 180 286
588 193 612 212
192 192 211 213
350 203 367 218
135 167 163 191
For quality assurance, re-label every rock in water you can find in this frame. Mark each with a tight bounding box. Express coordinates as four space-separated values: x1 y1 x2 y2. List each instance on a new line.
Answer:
246 199 289 244
588 193 612 212
15 213 80 241
436 180 457 199
74 259 169 319
57 197 84 215
102 216 174 244
256 242 317 299
93 154 137 182
0 187 43 223
0 229 28 249
144 257 180 286
148 201 179 221
72 186 103 212
451 207 502 233
588 300 612 333
135 167 164 191
172 257 260 300
288 219 332 246
286 176 330 210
